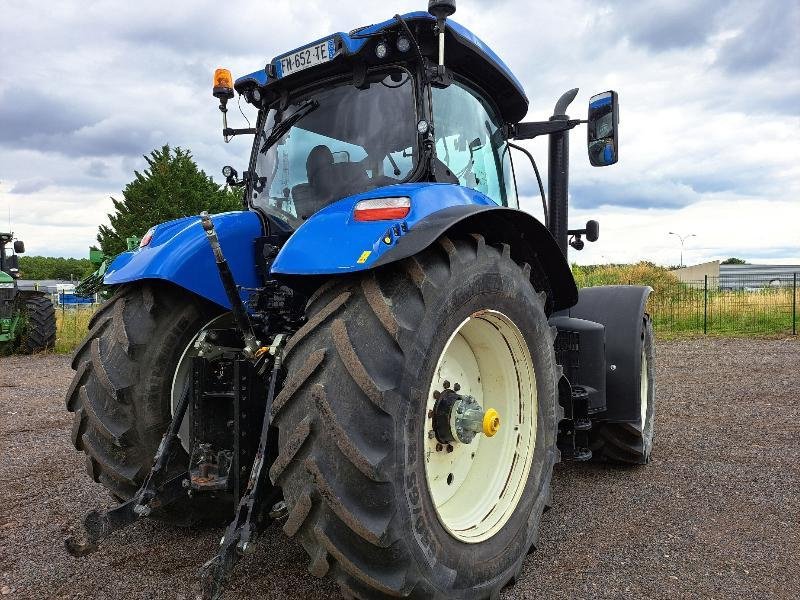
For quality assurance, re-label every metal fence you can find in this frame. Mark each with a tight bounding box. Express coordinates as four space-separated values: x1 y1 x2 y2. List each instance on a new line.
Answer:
617 273 798 336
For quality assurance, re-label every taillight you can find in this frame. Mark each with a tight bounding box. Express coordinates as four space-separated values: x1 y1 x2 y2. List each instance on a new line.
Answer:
139 228 155 248
353 197 411 222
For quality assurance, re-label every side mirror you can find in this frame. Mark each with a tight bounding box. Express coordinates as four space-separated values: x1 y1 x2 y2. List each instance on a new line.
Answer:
13 240 25 254
585 220 599 242
587 91 619 167
6 254 19 275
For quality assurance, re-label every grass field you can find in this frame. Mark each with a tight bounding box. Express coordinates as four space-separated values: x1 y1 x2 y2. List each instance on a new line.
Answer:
55 306 96 354
51 268 796 354
573 262 797 336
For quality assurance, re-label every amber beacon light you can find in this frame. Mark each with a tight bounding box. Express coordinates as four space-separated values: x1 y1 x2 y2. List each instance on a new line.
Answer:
213 68 234 100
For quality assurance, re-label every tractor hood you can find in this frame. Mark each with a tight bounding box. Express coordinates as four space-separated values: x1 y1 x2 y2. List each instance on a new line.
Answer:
234 11 529 123
0 270 13 285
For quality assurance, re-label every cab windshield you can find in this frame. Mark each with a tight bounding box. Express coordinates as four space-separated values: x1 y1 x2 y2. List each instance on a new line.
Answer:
250 68 418 226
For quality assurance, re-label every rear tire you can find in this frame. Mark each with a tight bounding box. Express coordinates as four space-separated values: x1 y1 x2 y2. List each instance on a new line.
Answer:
65 282 224 521
17 293 56 354
272 235 559 599
591 315 655 464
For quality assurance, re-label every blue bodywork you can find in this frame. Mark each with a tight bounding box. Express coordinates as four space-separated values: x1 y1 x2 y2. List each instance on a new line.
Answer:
234 11 528 123
101 183 572 309
235 12 522 95
102 185 498 304
271 183 494 275
104 211 263 309
101 13 574 309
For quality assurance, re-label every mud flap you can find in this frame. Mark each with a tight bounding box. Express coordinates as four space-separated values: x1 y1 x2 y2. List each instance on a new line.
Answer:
568 285 652 423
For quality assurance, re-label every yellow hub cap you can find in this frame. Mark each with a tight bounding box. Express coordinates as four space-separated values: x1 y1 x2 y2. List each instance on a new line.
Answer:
482 408 501 437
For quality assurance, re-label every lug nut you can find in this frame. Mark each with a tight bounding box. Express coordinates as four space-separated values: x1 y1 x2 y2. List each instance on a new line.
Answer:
436 443 443 452
446 444 454 453
453 383 460 392
428 409 434 418
428 430 436 439
433 390 440 400
443 380 450 389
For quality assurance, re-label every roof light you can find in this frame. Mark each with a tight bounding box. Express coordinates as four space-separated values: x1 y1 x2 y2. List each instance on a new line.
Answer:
354 197 410 222
375 42 389 59
397 36 411 53
212 68 234 100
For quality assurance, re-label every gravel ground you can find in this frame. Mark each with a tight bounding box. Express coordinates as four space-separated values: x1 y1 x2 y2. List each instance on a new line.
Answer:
1 338 798 599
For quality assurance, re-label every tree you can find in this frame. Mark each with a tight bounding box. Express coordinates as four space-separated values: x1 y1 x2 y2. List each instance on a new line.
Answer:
17 256 94 280
97 145 243 255
721 257 747 265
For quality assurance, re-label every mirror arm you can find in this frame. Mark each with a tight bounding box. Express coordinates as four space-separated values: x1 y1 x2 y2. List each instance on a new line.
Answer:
510 119 583 140
223 127 257 138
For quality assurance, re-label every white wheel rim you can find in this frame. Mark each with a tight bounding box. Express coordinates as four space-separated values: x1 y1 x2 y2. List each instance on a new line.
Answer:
640 348 648 429
171 313 233 451
423 310 537 543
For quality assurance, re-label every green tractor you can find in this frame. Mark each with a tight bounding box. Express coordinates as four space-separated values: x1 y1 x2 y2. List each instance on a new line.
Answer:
0 232 56 354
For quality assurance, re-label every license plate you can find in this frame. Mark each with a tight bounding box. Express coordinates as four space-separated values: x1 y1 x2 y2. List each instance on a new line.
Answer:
276 39 336 78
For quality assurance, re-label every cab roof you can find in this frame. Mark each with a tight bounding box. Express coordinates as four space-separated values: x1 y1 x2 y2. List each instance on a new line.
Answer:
234 11 529 123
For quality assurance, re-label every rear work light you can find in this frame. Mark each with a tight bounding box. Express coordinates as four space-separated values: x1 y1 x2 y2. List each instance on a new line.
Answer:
353 197 411 222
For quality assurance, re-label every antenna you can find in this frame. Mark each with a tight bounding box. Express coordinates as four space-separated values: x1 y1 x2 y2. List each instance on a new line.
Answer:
428 1 456 67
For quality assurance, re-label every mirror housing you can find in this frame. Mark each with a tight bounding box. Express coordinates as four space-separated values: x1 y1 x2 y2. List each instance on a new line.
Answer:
13 240 25 254
585 220 599 242
6 254 19 276
587 91 619 167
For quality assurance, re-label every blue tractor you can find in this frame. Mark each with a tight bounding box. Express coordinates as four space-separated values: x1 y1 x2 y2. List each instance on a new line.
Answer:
65 3 655 598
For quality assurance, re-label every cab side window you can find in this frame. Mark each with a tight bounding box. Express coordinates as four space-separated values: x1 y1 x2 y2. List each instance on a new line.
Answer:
431 82 517 207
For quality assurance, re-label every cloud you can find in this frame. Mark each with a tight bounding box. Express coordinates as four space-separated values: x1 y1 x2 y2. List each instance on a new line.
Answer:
0 0 798 264
10 178 52 194
609 1 727 52
86 160 110 178
0 87 98 146
714 1 800 74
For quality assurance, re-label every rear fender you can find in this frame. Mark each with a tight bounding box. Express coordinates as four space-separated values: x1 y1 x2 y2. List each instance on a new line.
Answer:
271 183 577 311
569 285 652 423
104 211 264 309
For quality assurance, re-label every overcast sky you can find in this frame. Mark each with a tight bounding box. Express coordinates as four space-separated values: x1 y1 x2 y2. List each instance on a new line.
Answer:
1 0 798 266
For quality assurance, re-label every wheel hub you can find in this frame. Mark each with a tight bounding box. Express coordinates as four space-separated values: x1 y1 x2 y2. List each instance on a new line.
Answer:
431 388 500 445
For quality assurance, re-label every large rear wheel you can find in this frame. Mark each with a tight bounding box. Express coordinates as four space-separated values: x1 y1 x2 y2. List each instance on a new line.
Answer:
272 235 559 599
65 282 228 521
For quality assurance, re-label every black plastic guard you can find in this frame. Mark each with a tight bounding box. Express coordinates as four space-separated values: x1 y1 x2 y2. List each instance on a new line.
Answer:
373 205 578 312
569 285 652 423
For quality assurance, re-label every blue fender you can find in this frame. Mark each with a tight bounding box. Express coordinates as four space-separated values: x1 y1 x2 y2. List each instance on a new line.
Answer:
271 183 495 275
104 211 264 309
272 183 578 311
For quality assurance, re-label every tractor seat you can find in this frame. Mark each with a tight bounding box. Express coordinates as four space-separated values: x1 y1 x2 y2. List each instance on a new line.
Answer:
292 145 369 220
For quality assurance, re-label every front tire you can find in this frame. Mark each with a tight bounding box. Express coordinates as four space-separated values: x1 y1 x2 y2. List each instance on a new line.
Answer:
17 293 56 354
272 235 559 599
65 282 223 520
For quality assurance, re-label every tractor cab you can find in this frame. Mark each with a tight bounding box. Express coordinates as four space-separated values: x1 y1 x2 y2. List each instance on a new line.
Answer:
217 8 528 228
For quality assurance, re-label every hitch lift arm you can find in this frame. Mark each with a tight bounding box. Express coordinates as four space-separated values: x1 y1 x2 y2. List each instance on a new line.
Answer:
64 379 193 556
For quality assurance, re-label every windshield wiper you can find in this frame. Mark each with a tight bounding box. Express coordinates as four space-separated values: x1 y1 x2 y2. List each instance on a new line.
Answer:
260 100 319 154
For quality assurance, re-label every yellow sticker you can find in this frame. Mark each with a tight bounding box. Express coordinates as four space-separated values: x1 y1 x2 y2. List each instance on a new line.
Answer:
357 251 372 264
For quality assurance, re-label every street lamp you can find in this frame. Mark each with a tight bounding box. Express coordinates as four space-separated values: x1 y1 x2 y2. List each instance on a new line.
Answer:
668 232 696 268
